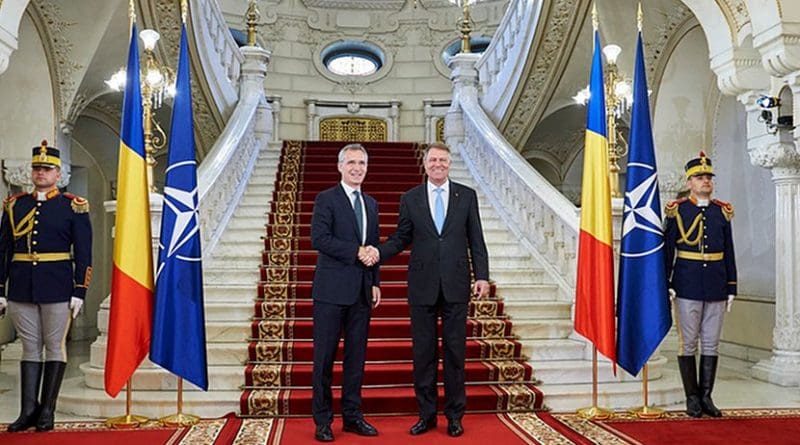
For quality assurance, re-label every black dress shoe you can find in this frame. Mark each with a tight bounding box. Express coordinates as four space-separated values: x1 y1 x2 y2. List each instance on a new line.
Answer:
409 417 437 435
448 418 464 437
343 418 378 436
315 424 334 442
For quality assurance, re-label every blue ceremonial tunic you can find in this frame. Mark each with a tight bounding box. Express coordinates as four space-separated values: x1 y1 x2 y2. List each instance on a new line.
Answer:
0 190 92 303
664 197 737 302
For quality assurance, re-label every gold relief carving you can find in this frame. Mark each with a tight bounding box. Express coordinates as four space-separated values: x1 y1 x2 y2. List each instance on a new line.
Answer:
266 267 289 283
497 361 526 382
258 321 285 339
319 118 388 142
484 339 515 358
276 192 296 203
268 252 290 267
248 390 279 416
270 239 292 252
279 181 297 192
261 302 287 318
255 341 283 361
276 202 296 215
274 213 294 225
263 283 288 300
435 118 445 143
477 319 506 338
472 301 499 318
251 364 282 386
271 225 293 238
503 384 535 411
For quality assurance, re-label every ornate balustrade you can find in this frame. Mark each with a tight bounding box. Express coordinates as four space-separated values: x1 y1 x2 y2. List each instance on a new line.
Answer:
475 0 541 122
457 91 579 299
190 0 243 118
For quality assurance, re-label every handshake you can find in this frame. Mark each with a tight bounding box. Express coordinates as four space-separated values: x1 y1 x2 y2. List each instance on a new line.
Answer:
358 245 380 267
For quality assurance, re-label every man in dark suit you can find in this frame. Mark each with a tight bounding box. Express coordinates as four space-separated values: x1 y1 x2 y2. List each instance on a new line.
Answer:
310 143 381 442
365 142 490 437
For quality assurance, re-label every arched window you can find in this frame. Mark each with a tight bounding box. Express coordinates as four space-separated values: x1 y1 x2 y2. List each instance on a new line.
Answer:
321 41 385 76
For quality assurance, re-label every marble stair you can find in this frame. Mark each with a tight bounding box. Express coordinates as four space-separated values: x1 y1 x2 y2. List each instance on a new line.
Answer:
448 150 684 411
58 143 281 419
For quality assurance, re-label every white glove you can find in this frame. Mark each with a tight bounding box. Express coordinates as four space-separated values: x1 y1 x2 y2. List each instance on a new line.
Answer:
726 294 735 313
69 297 83 319
668 288 676 301
0 296 6 317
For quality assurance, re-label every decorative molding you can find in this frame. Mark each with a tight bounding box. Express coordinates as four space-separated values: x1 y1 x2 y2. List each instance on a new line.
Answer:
715 0 750 34
499 0 584 147
29 0 83 122
301 0 405 10
749 141 800 171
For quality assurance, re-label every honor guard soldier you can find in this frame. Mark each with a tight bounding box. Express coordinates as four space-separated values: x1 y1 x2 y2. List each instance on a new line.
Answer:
0 141 92 432
664 151 736 419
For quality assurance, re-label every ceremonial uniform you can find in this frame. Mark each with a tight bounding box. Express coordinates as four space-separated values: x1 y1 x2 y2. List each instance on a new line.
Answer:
0 142 92 433
664 152 735 418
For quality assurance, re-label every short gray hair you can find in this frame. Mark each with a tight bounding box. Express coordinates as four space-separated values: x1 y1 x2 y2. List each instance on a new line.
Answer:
423 142 451 162
338 143 369 163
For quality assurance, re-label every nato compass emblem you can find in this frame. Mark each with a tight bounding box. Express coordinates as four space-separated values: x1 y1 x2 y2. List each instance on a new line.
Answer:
621 163 663 258
156 162 201 279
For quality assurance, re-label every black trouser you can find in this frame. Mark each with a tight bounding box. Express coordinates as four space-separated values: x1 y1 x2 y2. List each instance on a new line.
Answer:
311 296 371 426
410 287 467 421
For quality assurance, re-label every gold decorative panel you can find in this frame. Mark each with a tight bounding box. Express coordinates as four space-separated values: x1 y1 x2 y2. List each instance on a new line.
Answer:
320 117 388 142
435 118 445 143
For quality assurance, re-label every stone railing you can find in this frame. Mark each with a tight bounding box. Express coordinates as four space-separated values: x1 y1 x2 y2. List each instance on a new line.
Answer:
475 0 541 122
456 91 579 299
198 46 272 257
190 0 243 118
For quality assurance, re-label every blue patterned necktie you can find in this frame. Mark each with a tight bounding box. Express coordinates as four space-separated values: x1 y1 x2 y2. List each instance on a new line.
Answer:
353 190 363 243
434 188 445 234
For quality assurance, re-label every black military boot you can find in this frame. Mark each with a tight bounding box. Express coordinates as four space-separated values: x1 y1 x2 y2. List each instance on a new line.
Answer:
36 361 67 432
677 355 702 418
7 361 43 432
699 355 723 417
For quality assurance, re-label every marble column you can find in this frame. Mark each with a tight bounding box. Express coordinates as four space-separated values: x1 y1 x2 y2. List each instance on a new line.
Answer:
744 92 800 386
445 53 481 149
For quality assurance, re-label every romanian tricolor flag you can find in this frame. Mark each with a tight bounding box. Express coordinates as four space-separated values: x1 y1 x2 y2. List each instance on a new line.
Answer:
105 23 155 398
574 31 616 364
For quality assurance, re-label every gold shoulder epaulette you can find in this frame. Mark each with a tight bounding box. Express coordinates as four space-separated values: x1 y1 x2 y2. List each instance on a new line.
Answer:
65 193 90 214
3 192 27 211
664 198 685 218
713 199 734 221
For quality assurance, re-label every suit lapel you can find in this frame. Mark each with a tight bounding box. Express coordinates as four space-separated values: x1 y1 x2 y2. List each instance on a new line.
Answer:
336 184 361 242
441 182 459 235
419 186 439 235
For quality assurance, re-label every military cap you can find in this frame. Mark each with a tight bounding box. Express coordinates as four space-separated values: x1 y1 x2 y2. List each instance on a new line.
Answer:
685 151 714 179
31 140 61 168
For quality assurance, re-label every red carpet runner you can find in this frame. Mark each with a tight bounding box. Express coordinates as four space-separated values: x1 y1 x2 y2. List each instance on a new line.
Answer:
239 140 542 416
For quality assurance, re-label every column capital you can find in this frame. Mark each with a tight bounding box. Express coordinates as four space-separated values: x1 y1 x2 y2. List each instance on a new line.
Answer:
749 140 800 172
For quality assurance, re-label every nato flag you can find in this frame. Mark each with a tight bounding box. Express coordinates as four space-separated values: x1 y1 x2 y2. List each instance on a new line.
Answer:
616 32 672 376
150 23 209 390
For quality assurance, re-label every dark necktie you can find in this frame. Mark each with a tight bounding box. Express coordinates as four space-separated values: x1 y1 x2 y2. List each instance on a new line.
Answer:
353 190 363 243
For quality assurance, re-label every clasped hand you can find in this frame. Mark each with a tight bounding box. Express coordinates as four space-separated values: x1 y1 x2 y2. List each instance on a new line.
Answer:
358 245 380 266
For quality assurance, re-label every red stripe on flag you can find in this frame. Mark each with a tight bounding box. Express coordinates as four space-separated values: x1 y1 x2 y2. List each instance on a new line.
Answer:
105 265 153 397
575 230 616 362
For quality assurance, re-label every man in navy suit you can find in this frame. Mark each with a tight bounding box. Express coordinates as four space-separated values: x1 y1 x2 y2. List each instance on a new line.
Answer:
365 143 490 437
310 143 381 442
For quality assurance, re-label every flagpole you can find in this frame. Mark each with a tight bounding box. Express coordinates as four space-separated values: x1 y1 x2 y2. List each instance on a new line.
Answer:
105 378 149 429
160 377 200 426
629 363 666 418
577 346 613 419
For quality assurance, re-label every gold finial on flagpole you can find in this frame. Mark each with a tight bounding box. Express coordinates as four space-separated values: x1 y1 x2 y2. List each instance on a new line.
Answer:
181 0 188 24
592 3 598 32
637 3 643 32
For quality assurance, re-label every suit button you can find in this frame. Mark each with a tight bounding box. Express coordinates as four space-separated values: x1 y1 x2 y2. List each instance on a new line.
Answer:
703 264 707 268
32 261 38 266
36 202 42 207
35 211 40 215
32 241 37 245
34 220 38 225
33 230 37 235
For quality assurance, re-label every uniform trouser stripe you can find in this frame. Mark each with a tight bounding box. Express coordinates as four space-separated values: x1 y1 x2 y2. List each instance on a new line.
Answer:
8 301 72 362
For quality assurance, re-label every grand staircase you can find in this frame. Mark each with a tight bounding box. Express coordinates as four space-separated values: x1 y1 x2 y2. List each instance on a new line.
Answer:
239 140 544 416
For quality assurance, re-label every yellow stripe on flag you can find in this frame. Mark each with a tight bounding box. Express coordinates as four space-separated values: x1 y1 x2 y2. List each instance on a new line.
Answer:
579 129 612 246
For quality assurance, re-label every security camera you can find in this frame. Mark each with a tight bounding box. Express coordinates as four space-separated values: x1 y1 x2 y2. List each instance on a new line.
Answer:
757 95 781 109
